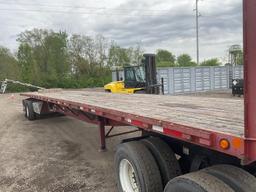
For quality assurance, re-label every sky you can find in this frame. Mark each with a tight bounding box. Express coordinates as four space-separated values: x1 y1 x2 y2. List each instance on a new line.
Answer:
0 0 243 63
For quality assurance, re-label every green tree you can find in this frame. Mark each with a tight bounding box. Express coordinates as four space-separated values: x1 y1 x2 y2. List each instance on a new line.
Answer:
200 58 221 66
17 29 69 87
17 43 37 83
68 34 112 87
69 34 106 76
44 32 69 79
107 42 131 67
5 28 152 90
0 46 20 81
127 43 144 66
177 54 197 67
156 49 176 67
95 34 108 67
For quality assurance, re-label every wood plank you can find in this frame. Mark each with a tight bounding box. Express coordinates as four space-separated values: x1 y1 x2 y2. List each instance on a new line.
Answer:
25 91 244 137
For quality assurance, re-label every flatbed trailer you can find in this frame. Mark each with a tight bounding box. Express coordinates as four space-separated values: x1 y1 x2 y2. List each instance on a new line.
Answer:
20 0 256 191
21 91 246 161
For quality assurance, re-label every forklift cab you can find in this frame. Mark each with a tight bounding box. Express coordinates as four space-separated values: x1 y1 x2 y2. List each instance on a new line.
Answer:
124 66 146 88
104 54 161 94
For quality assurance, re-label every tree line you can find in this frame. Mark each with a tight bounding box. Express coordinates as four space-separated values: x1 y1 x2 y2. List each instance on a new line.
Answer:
0 29 144 90
156 49 223 67
0 28 237 91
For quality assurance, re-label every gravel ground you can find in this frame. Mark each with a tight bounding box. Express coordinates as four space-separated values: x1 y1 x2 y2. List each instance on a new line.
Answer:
0 93 140 192
0 90 241 192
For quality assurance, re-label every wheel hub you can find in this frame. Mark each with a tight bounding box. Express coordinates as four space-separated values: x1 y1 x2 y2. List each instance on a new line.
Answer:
119 159 139 192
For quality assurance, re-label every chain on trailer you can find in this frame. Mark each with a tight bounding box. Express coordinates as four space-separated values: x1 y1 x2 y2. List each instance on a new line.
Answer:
0 78 45 94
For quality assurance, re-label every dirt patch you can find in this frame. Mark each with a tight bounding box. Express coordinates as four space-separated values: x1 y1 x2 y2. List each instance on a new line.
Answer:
0 93 137 192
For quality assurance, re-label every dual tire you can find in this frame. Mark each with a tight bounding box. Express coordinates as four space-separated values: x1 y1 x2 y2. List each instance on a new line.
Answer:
115 137 181 192
115 141 163 192
201 165 256 192
164 171 234 192
115 137 256 192
141 137 181 185
164 165 256 192
23 100 36 121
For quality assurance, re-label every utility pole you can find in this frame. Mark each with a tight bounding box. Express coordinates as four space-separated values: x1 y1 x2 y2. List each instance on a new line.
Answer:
195 0 200 65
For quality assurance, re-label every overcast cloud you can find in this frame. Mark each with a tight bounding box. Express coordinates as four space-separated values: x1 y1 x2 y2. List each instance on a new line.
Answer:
0 0 242 62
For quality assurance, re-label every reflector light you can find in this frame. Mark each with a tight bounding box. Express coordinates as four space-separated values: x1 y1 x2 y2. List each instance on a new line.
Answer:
232 138 242 149
131 120 144 127
163 128 182 138
220 139 230 150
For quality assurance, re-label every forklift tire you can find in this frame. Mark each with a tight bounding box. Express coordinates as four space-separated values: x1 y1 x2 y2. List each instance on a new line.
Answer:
202 164 256 192
25 100 36 121
134 90 146 94
142 137 181 187
164 171 234 192
115 141 163 192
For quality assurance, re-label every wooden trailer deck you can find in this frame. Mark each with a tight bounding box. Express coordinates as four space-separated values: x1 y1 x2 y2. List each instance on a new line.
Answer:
22 90 244 137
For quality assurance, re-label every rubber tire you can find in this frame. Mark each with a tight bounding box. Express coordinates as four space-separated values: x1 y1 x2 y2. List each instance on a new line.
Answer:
25 100 36 121
22 100 27 117
164 171 234 192
115 141 163 192
134 90 146 94
142 137 181 187
202 164 256 192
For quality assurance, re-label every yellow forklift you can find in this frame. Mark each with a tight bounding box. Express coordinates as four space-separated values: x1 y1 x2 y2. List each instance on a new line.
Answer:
104 54 163 94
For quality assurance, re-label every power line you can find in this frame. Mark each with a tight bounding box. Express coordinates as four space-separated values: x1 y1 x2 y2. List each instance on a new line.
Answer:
0 8 176 17
0 2 173 13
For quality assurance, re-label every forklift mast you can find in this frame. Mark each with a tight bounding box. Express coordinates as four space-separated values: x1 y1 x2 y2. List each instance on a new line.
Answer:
122 53 160 94
143 54 159 94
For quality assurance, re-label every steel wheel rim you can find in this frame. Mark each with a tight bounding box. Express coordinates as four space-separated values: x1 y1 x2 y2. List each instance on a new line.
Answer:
119 159 139 192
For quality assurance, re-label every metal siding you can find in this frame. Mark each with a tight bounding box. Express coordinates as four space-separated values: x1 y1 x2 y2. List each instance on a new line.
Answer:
183 68 191 92
173 68 183 93
112 66 243 95
157 69 169 94
195 67 203 91
233 65 244 79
